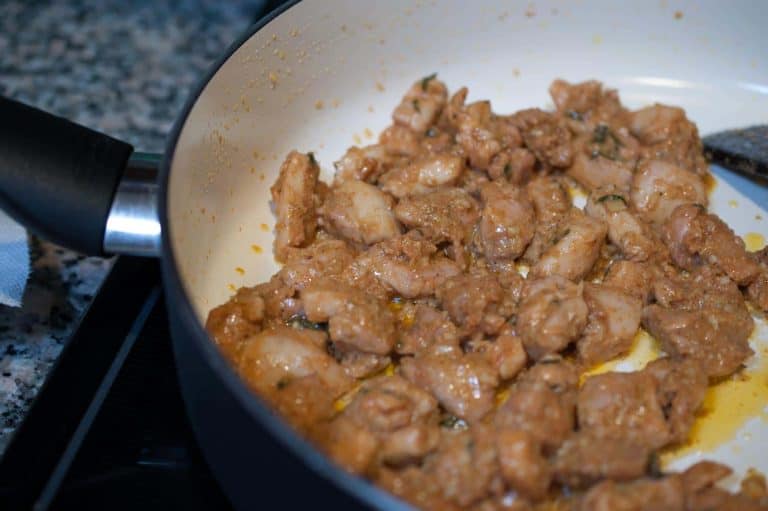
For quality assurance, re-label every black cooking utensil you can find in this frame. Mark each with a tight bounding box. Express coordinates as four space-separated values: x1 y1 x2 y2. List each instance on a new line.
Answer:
703 125 768 184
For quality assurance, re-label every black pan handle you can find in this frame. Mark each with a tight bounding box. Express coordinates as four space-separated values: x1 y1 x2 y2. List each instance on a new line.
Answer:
0 95 134 255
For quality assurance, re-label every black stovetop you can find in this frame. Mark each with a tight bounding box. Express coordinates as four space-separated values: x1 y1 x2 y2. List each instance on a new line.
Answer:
0 258 232 510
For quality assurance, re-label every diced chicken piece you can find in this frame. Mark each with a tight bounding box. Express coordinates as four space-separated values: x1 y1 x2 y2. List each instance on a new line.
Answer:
496 382 574 451
336 350 391 379
395 303 460 356
642 305 753 378
522 175 572 263
301 279 396 355
457 124 502 171
663 204 761 285
437 272 511 336
442 87 502 169
580 477 685 511
205 287 265 359
644 357 707 443
568 152 634 191
380 154 465 198
531 209 607 281
477 181 536 262
481 332 528 380
518 357 580 396
401 352 498 423
322 415 380 474
681 461 733 496
747 260 768 313
578 370 670 449
324 375 438 473
512 108 574 168
333 144 391 184
239 326 352 430
497 429 551 501
517 276 589 360
630 160 707 225
420 126 454 155
277 239 357 292
379 124 421 157
380 424 441 466
604 260 653 304
344 232 462 299
247 239 357 324
629 104 708 176
394 187 480 255
488 147 536 185
549 79 625 126
586 186 660 262
651 264 748 314
321 180 400 245
553 431 651 488
344 375 438 432
423 426 500 507
392 75 448 133
683 463 768 511
577 282 643 365
270 151 320 260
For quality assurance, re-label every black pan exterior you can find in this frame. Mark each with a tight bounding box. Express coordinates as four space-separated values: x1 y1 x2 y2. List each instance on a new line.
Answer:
158 2 412 509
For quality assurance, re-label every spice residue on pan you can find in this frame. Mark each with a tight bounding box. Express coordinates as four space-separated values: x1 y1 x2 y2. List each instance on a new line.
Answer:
661 343 768 466
582 330 661 381
744 232 766 252
703 172 717 195
251 244 263 254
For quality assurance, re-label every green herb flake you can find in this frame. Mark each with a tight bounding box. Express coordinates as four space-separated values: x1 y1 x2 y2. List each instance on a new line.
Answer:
597 194 627 204
420 72 437 91
287 315 326 331
593 124 609 144
567 110 583 121
412 99 421 113
503 163 512 176
439 415 468 430
307 152 317 166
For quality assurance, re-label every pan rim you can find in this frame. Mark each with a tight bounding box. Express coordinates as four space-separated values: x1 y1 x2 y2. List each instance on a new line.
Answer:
158 2 411 509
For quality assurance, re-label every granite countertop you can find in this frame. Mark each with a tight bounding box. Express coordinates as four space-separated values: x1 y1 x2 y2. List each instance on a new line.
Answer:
0 0 266 454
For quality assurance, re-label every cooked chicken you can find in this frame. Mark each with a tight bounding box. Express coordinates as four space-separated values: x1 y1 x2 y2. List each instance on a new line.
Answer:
586 186 659 262
629 103 708 176
394 187 480 257
578 370 670 450
517 276 589 360
477 181 536 262
209 78 766 511
401 352 498 423
522 175 572 264
630 159 707 226
380 154 465 198
271 151 321 260
531 209 607 281
663 203 761 285
333 144 391 184
577 282 643 365
320 179 400 245
301 279 396 355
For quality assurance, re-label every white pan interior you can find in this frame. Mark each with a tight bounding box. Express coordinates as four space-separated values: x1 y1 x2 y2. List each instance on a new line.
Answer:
168 0 768 485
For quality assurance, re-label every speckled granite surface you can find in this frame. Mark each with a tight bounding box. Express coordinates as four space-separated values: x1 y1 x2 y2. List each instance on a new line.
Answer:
0 0 266 454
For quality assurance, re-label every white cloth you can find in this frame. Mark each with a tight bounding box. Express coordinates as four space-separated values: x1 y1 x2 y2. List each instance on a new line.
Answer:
0 209 29 307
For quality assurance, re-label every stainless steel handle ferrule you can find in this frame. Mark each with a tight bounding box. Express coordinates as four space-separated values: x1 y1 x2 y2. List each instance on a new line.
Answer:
103 153 162 257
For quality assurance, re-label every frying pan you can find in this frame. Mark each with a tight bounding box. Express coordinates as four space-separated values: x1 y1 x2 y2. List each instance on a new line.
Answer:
1 0 767 508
